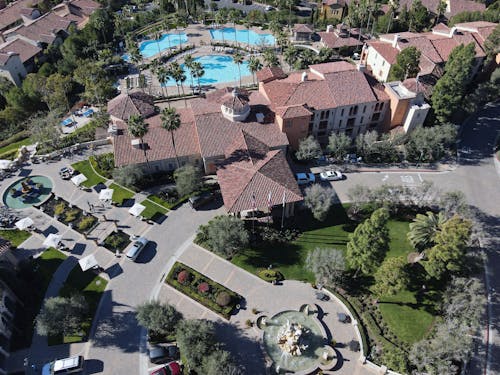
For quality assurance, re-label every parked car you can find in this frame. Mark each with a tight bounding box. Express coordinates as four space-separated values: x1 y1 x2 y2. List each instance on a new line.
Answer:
126 237 148 261
295 172 316 185
59 167 75 180
150 361 182 375
188 191 217 209
42 356 84 374
148 345 180 364
319 170 344 181
265 5 274 10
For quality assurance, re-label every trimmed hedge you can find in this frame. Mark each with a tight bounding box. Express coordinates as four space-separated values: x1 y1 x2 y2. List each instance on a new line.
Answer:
257 269 284 282
166 262 241 320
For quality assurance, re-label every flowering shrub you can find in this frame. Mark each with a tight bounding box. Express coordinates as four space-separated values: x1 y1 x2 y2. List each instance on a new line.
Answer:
198 282 210 294
177 270 190 285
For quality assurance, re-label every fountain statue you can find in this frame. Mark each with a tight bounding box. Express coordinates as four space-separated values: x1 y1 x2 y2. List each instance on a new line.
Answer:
21 181 32 194
277 319 309 356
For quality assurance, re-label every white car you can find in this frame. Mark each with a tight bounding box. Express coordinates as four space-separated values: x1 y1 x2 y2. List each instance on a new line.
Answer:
265 5 274 10
126 237 148 261
42 356 84 374
319 170 344 181
296 172 316 185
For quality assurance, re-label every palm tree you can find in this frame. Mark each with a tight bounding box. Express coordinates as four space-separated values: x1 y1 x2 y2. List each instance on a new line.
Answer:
215 10 227 44
176 20 187 49
153 27 163 56
268 19 281 49
191 61 205 93
184 54 195 91
244 19 252 47
156 66 170 102
228 8 240 46
263 48 280 67
169 62 187 106
284 45 299 71
408 211 447 251
248 56 262 85
127 114 150 170
163 20 173 48
233 51 244 87
160 107 182 168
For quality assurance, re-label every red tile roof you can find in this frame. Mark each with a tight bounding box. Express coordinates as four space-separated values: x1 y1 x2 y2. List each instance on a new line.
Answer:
113 111 200 167
293 24 314 33
318 31 363 49
432 23 450 34
0 37 41 62
310 60 355 75
16 12 72 44
275 104 312 119
256 66 286 83
0 0 40 30
107 92 156 121
398 0 485 18
367 41 399 64
217 132 302 213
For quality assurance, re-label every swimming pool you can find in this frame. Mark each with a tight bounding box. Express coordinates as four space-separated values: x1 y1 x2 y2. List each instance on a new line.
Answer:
162 55 251 87
60 118 74 126
210 28 275 47
139 33 188 58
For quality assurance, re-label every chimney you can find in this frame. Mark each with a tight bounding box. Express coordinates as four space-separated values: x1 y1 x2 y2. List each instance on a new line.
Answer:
357 63 366 72
326 25 334 33
301 72 308 82
392 34 400 48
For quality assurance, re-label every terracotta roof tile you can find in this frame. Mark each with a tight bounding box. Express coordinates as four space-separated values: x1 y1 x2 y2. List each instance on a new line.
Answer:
367 41 399 64
0 37 41 62
0 0 41 30
310 61 356 75
275 104 312 119
318 31 364 49
256 66 286 83
107 91 156 121
448 0 485 17
16 12 72 44
293 24 314 33
113 111 200 167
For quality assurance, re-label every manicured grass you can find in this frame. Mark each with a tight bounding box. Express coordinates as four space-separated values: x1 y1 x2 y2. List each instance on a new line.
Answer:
109 183 135 205
386 220 413 259
147 193 189 210
378 290 436 344
232 205 354 283
140 199 168 220
0 137 31 159
71 160 106 187
0 229 31 247
37 248 68 291
50 266 107 345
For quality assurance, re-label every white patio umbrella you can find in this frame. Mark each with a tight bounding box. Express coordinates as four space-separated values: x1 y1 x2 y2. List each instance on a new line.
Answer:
71 174 88 186
128 203 145 217
15 217 34 230
99 188 114 201
0 159 12 170
78 254 98 271
43 233 62 248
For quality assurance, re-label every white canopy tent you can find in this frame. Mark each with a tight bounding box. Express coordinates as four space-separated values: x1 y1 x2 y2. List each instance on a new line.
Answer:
0 160 12 170
43 233 62 248
78 254 98 271
71 174 88 186
15 217 34 230
128 203 145 217
99 189 114 201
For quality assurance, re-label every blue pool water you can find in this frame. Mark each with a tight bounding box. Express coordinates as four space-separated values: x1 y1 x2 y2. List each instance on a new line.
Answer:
123 33 189 60
162 55 251 87
210 28 275 47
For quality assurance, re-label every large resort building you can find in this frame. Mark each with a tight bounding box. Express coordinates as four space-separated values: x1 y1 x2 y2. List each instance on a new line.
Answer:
110 61 431 215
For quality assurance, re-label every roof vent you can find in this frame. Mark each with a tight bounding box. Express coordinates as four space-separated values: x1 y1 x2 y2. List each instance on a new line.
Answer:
131 139 141 148
301 72 308 82
326 25 334 33
392 34 400 48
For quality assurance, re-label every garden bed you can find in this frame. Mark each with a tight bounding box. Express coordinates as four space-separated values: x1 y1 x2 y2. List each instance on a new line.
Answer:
71 160 106 188
166 262 241 320
103 230 131 253
49 265 107 345
40 196 98 234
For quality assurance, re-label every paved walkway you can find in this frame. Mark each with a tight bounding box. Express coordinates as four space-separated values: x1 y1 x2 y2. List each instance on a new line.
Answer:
159 244 374 375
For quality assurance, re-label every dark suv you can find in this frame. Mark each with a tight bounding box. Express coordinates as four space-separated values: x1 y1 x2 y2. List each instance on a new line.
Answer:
188 191 217 209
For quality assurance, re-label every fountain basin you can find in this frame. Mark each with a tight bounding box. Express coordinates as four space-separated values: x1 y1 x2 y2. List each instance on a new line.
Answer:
262 309 328 374
3 176 53 209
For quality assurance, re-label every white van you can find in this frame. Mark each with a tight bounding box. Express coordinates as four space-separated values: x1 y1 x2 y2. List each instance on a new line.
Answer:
42 356 84 374
126 237 148 261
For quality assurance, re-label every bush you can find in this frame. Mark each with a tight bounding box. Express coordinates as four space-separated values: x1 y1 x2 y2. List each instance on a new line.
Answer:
257 269 284 282
216 292 231 307
198 282 210 294
64 208 80 222
78 216 95 231
54 202 66 216
177 270 191 285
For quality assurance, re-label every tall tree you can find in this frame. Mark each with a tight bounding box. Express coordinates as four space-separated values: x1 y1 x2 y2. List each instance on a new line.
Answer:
184 54 195 90
233 51 244 87
176 320 216 371
327 132 351 160
296 135 321 161
432 43 476 124
160 107 181 168
202 215 249 259
306 247 345 286
304 185 335 221
247 56 262 85
346 208 390 276
407 211 447 251
372 256 409 296
423 215 472 279
263 48 280 67
156 66 170 100
174 165 201 196
168 62 187 106
127 114 150 169
191 61 205 93
387 46 421 81
36 295 87 336
136 301 182 336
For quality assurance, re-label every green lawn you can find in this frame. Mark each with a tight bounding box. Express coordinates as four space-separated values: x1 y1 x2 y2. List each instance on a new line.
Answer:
37 248 68 291
0 137 31 159
0 229 31 247
232 205 436 344
140 199 168 220
71 160 107 187
50 266 107 345
109 183 135 205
